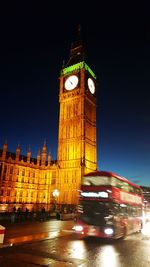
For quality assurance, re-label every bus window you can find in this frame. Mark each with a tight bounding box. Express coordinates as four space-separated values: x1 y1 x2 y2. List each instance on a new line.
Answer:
119 204 128 217
113 203 120 215
82 176 110 186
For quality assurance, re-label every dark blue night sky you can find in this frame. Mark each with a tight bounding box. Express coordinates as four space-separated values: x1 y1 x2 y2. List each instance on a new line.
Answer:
0 2 150 186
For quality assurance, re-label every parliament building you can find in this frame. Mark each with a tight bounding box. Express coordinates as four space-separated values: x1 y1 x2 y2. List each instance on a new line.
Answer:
0 29 97 212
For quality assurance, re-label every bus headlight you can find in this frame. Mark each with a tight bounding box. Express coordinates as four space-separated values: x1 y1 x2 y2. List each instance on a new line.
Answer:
104 228 114 235
74 225 84 232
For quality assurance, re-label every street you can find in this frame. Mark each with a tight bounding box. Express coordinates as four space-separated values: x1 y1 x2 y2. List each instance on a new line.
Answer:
2 219 74 246
0 220 150 266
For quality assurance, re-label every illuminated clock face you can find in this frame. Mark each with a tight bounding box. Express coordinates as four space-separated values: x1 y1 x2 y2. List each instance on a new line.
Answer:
87 78 95 94
64 75 79 90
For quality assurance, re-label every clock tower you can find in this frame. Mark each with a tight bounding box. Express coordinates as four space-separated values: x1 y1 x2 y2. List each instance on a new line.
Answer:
57 27 97 205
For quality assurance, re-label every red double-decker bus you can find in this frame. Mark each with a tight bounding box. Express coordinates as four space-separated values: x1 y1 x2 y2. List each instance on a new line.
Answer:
74 171 144 239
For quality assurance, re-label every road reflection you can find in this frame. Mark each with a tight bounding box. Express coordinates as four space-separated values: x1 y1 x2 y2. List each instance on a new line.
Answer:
142 221 150 236
97 245 120 267
69 240 86 259
64 237 121 267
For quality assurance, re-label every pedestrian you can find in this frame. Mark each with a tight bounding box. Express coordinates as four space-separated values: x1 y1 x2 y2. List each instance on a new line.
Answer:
56 211 60 220
11 212 15 223
41 207 46 221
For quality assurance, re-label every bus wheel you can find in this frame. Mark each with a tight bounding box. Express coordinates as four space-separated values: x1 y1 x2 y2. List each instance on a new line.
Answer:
137 223 143 233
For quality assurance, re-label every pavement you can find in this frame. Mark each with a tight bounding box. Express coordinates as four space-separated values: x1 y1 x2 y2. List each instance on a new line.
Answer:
0 219 75 249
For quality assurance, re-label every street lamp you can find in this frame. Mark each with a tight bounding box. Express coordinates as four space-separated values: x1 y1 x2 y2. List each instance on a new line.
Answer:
52 189 59 211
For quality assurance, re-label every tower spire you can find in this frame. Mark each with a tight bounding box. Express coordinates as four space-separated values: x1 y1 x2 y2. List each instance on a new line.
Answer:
65 25 86 67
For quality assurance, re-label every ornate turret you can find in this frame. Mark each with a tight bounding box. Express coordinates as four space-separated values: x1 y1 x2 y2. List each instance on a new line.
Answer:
15 144 20 161
2 142 7 160
27 146 31 163
48 152 51 166
37 150 40 166
41 141 47 166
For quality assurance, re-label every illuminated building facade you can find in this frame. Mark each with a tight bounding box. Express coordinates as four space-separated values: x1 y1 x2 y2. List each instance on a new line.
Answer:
0 29 97 211
0 143 58 211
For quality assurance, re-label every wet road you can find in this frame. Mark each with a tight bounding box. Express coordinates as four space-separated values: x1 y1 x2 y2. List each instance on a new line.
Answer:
0 220 150 266
3 220 74 246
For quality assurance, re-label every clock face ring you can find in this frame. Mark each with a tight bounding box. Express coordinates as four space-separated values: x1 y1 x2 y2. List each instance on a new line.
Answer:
64 75 79 90
87 78 95 94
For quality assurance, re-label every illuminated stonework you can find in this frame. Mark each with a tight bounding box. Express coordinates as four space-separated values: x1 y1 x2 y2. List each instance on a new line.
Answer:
57 35 97 206
0 143 58 211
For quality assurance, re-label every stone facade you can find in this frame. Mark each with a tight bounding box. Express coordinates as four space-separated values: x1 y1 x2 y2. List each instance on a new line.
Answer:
0 143 58 212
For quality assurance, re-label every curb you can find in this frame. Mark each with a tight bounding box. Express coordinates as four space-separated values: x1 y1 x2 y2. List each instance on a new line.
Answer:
0 229 74 248
0 243 12 248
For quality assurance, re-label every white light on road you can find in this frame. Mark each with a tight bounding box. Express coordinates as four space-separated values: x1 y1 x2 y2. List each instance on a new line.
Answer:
142 222 150 236
96 246 120 267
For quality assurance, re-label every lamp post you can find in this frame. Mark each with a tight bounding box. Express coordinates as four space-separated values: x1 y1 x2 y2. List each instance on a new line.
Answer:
52 189 59 211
